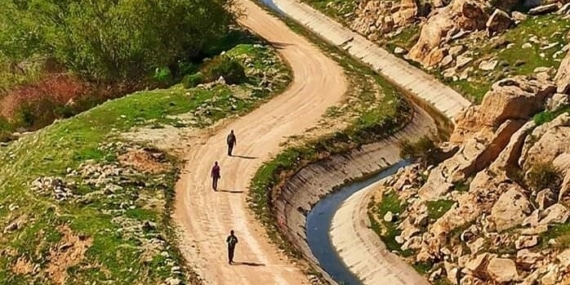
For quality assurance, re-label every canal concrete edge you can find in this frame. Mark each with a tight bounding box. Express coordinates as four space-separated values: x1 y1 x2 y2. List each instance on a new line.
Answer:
257 0 475 283
274 107 436 284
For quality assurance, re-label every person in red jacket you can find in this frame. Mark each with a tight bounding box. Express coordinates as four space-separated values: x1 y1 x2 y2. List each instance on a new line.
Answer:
211 161 221 191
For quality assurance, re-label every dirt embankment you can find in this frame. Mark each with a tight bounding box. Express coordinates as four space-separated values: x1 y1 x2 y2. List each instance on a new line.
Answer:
273 105 436 281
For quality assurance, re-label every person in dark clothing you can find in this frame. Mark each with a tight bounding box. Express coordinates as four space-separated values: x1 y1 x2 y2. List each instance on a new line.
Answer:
226 230 238 264
226 130 237 156
211 161 221 191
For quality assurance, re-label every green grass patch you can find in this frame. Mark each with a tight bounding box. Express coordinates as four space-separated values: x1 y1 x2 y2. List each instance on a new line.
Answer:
453 180 469 192
302 0 357 22
385 25 421 51
540 223 570 249
446 14 570 103
367 191 412 255
533 106 570 125
0 41 290 284
412 261 434 275
426 199 455 220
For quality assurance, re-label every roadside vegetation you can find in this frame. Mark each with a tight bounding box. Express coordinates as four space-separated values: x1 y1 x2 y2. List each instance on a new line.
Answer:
0 0 237 141
0 34 291 285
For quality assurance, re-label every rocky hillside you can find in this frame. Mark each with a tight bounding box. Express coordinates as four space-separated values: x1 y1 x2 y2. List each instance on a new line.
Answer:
306 0 570 102
369 36 570 284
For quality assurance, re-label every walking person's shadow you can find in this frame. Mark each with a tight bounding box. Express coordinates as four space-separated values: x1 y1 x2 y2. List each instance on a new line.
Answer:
232 155 257 160
217 189 244 194
233 261 265 267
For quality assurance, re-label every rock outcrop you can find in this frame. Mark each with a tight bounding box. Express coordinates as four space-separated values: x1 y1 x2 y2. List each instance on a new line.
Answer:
372 58 570 283
350 0 420 40
556 47 570 94
489 187 532 231
408 0 491 67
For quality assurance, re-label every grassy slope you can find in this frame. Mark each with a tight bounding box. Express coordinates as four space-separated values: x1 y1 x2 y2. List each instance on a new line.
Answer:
297 1 570 103
444 14 570 102
0 40 290 285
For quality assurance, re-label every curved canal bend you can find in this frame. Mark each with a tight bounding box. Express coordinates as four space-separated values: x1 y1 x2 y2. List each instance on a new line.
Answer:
255 0 469 283
307 161 409 284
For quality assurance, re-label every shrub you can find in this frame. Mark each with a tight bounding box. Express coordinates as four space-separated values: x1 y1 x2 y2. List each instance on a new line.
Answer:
526 161 563 192
0 0 236 82
201 56 246 85
533 110 556 126
399 136 441 167
182 73 204 89
154 67 172 84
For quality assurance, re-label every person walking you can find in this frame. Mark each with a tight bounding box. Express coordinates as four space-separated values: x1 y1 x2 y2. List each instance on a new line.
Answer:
226 130 237 156
226 230 238 264
211 161 221 191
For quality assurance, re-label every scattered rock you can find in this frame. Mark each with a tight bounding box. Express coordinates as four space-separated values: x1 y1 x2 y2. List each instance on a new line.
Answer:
394 47 407 55
528 4 559 15
515 235 539 250
467 237 486 254
449 45 466 57
546 93 570 111
536 189 556 210
511 11 528 23
384 211 394 222
541 266 559 285
487 257 519 283
541 42 559 50
486 9 513 37
456 55 473 69
522 43 533 49
466 253 492 279
520 113 570 170
559 3 570 15
395 235 404 244
3 222 18 233
165 277 181 285
408 0 489 67
479 59 498 71
556 48 570 94
540 203 570 225
557 249 570 268
440 55 454 68
516 249 542 269
490 187 532 232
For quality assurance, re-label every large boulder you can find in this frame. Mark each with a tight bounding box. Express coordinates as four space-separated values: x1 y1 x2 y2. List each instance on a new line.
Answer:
486 9 513 37
466 253 493 279
516 249 542 270
418 119 524 200
528 3 560 15
556 49 570 94
487 257 519 283
519 113 570 171
394 0 419 26
350 0 421 38
490 121 536 174
539 203 570 225
490 186 532 231
431 193 481 236
559 168 570 201
408 0 490 67
452 76 556 144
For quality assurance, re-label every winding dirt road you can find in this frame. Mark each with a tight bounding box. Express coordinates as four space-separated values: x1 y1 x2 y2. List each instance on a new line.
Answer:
173 0 347 284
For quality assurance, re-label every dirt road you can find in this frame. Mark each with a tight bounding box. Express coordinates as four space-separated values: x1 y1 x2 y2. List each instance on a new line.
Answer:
172 0 347 284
